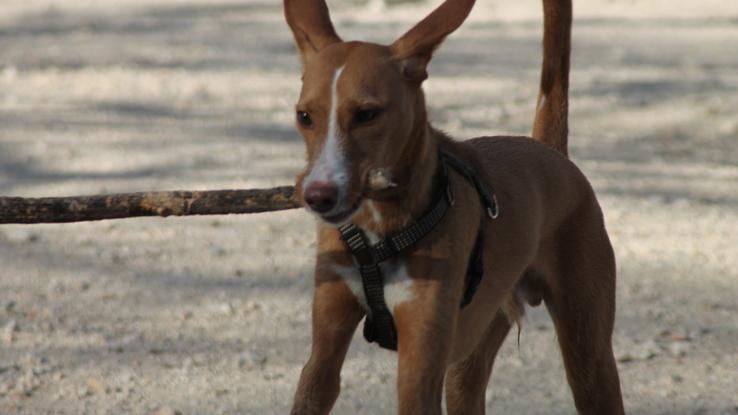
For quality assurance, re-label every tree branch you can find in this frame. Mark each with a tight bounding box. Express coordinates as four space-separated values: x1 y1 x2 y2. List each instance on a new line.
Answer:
0 186 301 224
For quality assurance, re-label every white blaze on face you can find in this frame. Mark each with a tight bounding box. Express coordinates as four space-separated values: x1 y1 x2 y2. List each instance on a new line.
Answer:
303 66 348 209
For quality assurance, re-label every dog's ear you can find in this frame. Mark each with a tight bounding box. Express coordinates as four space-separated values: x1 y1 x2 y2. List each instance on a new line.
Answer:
390 0 475 82
284 0 342 66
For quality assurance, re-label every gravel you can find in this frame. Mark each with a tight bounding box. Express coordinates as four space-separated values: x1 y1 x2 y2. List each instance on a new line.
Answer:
1 0 737 414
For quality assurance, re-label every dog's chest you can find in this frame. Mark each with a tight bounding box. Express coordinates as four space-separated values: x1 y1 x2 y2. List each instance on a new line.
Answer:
333 258 414 314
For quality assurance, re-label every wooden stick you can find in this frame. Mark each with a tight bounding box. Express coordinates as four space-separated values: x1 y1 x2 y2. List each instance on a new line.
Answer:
0 186 301 224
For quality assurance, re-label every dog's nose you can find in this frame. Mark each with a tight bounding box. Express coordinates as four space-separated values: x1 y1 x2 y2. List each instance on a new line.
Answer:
304 181 339 214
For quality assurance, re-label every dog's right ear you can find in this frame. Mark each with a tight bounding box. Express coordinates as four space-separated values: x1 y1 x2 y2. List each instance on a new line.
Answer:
390 0 475 82
284 0 342 66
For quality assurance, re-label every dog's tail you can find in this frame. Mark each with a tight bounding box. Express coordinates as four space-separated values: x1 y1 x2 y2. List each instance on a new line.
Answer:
531 0 572 157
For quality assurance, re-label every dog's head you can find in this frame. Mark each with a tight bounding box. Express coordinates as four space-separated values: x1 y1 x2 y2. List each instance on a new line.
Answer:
285 0 475 225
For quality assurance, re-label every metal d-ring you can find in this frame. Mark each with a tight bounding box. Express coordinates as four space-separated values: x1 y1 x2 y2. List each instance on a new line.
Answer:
487 194 499 219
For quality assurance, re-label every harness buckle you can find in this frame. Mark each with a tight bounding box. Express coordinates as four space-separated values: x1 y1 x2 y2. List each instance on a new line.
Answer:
340 225 375 265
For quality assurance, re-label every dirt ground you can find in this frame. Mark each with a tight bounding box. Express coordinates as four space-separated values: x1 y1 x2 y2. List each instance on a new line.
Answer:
1 0 737 414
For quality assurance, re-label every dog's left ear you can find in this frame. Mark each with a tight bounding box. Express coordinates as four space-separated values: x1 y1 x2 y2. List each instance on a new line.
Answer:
390 0 475 82
284 0 342 67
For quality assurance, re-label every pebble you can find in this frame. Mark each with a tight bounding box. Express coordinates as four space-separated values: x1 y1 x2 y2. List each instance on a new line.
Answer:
20 380 38 397
262 372 284 381
150 406 181 415
243 301 261 314
4 229 40 243
77 385 93 398
616 340 660 362
17 366 41 397
209 245 227 257
107 333 143 353
184 353 208 368
207 302 234 316
86 378 107 395
0 363 18 374
2 65 17 80
4 300 16 312
668 340 691 357
661 328 693 342
31 357 53 376
2 319 18 344
39 320 55 332
238 350 267 370
49 279 65 294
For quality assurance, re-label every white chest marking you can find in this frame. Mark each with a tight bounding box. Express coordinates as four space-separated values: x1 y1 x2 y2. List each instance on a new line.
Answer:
382 261 414 313
366 200 383 224
333 259 414 315
304 66 347 192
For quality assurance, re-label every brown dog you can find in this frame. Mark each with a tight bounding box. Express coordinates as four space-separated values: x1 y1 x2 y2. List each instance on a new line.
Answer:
284 0 625 413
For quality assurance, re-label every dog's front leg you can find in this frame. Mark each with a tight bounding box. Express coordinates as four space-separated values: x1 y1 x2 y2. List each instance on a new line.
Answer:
394 283 458 415
291 278 363 415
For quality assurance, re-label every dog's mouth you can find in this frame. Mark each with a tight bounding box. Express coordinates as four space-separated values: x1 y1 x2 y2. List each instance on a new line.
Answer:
320 198 362 225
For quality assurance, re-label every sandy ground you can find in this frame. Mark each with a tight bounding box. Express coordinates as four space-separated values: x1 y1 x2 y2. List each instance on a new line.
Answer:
1 0 737 414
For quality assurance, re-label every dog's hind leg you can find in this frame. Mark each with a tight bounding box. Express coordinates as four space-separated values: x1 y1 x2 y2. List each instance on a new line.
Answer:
444 311 512 415
543 209 625 414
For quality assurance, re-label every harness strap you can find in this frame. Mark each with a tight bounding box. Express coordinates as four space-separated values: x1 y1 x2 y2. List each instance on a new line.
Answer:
439 150 498 308
339 164 452 351
439 149 499 219
460 216 485 307
340 227 396 349
340 225 398 348
339 150 498 351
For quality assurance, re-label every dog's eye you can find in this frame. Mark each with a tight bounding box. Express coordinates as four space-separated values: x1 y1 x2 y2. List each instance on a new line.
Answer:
354 109 379 124
296 111 313 127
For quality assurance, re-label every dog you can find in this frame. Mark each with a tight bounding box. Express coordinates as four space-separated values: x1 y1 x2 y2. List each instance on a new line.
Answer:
284 0 625 413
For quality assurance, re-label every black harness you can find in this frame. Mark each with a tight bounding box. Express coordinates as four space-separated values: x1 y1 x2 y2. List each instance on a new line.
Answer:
338 149 499 351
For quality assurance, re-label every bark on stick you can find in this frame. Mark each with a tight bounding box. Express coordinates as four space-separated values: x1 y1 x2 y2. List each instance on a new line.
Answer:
0 186 300 224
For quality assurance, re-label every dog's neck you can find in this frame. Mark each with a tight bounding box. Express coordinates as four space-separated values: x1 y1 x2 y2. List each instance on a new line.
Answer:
353 121 441 237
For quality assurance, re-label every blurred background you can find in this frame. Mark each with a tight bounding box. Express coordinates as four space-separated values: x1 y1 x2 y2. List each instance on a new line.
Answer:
1 0 736 413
